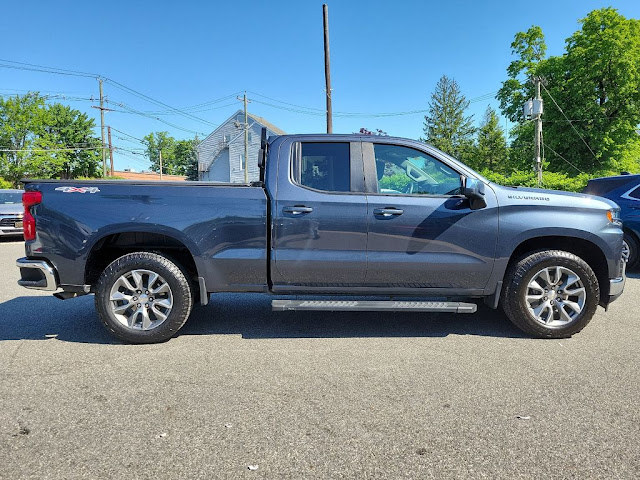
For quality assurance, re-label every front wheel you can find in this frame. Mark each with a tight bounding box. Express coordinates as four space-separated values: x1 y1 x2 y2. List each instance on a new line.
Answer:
501 250 599 338
95 252 193 343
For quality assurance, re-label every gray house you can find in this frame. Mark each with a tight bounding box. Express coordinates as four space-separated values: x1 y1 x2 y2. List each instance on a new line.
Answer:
197 110 285 183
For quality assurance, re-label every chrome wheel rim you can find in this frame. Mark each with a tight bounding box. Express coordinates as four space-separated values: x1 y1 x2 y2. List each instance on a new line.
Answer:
525 266 586 327
622 240 630 263
109 269 173 330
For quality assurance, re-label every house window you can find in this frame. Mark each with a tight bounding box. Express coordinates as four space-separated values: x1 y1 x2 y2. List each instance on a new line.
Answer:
240 154 245 170
248 132 252 142
223 134 231 143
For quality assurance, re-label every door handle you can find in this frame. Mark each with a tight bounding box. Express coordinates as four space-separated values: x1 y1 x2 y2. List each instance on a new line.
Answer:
283 205 313 215
373 207 404 217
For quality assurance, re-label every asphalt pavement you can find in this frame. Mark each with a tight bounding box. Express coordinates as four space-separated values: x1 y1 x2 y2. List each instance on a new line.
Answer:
0 237 638 479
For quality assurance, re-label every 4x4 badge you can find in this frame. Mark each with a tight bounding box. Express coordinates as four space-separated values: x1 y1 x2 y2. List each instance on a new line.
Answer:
55 186 100 194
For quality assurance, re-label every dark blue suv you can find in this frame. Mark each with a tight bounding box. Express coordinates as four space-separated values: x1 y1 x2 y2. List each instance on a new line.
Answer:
584 174 640 269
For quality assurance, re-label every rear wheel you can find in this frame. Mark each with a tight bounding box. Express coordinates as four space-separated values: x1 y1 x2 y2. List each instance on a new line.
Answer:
502 250 599 338
95 252 193 343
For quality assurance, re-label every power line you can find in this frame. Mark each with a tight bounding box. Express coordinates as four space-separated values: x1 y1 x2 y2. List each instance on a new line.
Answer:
542 141 585 174
246 90 499 118
541 83 599 162
142 93 242 115
0 146 102 153
140 102 239 116
106 99 206 136
0 60 97 78
109 127 146 143
0 59 220 129
103 78 219 128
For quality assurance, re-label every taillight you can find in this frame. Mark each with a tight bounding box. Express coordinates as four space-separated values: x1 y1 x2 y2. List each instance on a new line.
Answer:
22 191 42 241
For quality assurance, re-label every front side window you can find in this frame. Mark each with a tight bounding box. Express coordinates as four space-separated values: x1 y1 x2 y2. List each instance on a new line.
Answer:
293 142 350 192
628 185 640 200
373 144 462 195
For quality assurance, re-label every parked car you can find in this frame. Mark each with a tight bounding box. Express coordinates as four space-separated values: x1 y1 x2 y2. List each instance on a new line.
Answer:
583 174 640 269
0 189 24 237
16 132 626 343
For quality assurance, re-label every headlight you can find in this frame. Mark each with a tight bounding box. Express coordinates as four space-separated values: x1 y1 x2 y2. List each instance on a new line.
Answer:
607 208 621 224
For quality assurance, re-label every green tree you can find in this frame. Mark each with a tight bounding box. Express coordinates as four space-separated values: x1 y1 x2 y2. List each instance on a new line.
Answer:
497 26 547 124
469 106 509 172
0 93 46 185
421 75 475 161
39 103 102 179
498 8 640 175
0 93 102 186
143 132 199 178
143 131 177 174
174 139 199 180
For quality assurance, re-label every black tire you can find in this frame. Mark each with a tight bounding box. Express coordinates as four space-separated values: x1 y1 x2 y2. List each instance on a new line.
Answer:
501 250 599 338
95 252 193 343
623 232 639 270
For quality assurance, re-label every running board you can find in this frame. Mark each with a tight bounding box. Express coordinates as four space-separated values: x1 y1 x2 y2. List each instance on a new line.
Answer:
272 300 477 313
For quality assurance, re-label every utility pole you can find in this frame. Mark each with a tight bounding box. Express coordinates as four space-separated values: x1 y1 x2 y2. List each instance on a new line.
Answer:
243 92 249 184
107 126 114 177
91 78 111 177
159 149 163 180
236 92 251 183
323 4 332 134
99 79 107 177
534 77 543 186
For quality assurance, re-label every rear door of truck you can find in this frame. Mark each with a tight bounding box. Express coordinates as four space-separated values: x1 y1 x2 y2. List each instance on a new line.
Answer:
269 137 367 290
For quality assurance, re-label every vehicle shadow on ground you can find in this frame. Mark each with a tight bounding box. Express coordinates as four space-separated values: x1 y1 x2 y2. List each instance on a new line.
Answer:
0 292 526 344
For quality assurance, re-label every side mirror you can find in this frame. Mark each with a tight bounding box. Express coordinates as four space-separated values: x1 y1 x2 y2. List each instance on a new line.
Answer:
462 176 487 210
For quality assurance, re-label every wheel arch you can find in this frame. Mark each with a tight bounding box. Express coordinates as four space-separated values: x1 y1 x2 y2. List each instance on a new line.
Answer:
505 235 609 301
84 228 202 291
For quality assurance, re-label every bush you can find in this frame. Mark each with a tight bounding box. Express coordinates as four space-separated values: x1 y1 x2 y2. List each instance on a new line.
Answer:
0 176 13 189
480 169 592 192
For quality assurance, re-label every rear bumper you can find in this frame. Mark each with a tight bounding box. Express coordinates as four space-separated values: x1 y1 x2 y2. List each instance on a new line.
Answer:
16 257 58 291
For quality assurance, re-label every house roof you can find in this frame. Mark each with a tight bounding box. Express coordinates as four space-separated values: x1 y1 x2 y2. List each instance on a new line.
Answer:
198 109 285 147
247 113 286 135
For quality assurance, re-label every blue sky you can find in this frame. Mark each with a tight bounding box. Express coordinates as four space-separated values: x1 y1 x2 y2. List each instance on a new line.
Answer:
1 0 638 171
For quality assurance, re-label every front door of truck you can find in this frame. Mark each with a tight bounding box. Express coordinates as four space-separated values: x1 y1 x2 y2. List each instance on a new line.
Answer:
271 140 368 290
363 141 498 293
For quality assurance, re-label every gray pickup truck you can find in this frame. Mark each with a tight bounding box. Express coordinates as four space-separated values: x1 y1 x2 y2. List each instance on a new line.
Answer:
16 132 626 343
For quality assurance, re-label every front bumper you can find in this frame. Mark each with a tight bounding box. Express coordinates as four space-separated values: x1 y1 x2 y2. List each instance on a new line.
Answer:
0 227 22 236
0 215 23 236
16 257 58 291
608 261 626 304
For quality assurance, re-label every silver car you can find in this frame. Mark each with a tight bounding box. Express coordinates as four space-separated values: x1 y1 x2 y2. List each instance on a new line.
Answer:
0 189 24 237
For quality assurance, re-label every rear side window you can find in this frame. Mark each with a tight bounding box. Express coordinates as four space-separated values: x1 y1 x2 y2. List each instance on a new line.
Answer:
293 142 350 192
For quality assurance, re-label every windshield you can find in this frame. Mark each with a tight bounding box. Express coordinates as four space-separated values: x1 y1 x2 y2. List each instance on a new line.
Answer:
0 192 22 204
